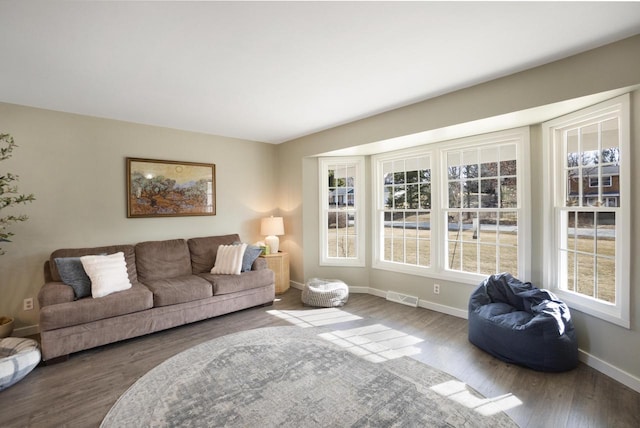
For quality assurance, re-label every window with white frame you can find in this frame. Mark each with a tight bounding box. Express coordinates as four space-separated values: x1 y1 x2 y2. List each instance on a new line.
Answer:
319 157 365 266
373 128 529 282
380 154 432 267
443 143 520 276
542 94 630 328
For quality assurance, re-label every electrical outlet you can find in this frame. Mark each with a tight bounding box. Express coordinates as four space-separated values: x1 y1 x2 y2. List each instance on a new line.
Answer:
433 284 440 294
23 298 34 311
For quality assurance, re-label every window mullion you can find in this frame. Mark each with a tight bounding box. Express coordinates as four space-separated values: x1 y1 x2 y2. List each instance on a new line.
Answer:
593 210 598 299
597 122 603 205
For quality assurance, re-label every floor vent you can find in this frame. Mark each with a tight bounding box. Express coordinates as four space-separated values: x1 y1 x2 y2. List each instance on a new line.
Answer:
386 291 419 308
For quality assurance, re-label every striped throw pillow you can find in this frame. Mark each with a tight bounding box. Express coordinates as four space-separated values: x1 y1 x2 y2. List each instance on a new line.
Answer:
210 243 247 275
80 252 132 298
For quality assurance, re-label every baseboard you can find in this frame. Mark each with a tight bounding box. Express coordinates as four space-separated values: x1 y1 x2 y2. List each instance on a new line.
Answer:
578 348 640 393
349 286 468 319
350 286 382 296
417 299 468 319
290 280 304 291
13 324 40 337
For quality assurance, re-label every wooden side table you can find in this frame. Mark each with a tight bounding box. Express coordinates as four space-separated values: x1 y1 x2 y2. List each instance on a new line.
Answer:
260 251 290 294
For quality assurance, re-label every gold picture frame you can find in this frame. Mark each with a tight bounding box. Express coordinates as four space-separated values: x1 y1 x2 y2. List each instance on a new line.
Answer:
126 157 216 218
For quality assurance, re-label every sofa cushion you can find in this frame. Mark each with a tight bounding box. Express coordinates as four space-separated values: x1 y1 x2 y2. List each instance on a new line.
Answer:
49 245 137 284
81 252 132 298
142 275 213 307
187 234 241 274
39 283 153 331
135 239 192 283
198 269 275 296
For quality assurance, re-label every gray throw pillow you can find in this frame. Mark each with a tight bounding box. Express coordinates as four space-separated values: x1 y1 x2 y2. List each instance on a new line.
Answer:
54 257 92 299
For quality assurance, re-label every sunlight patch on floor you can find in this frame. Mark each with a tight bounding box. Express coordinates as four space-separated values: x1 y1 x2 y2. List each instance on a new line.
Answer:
318 323 423 363
266 308 362 327
430 380 523 416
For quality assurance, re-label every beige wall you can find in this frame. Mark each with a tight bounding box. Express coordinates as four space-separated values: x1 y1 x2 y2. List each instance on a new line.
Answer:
0 104 278 332
277 35 640 383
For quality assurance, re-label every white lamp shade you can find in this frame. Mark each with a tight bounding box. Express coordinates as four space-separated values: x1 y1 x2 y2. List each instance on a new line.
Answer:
261 216 284 254
261 216 284 236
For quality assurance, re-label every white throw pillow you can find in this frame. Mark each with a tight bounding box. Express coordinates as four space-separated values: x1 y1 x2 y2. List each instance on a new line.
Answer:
80 252 132 298
210 243 247 275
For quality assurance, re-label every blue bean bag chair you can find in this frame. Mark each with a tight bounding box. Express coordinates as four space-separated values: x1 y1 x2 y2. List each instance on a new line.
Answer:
468 273 578 372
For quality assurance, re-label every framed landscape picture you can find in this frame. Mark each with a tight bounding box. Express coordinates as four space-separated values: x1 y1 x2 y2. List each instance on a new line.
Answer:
126 157 216 218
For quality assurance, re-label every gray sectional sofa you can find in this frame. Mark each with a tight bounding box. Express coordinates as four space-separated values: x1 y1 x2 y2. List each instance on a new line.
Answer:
38 234 275 361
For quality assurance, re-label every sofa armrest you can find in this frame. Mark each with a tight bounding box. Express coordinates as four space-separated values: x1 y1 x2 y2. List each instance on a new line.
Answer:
252 257 267 271
38 282 75 308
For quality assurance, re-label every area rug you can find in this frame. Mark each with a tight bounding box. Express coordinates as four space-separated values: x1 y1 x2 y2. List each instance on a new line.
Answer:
101 326 517 427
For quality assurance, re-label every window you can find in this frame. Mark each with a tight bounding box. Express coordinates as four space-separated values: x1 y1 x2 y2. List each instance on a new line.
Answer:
542 94 630 328
380 154 432 267
444 143 520 276
588 176 612 188
373 129 530 282
319 157 365 266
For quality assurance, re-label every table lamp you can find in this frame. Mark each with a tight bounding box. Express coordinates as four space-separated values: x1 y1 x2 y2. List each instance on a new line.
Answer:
261 216 284 254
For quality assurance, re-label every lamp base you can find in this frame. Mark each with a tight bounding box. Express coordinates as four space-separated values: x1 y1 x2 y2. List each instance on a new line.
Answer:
265 235 279 254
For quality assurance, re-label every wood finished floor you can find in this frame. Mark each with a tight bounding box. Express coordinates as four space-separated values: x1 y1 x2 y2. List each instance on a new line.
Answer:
1 289 638 428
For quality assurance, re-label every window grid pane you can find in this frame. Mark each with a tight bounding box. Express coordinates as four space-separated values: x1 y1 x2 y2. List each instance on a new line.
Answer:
563 120 620 209
381 155 431 267
558 114 620 304
444 143 518 276
325 160 360 261
559 209 616 304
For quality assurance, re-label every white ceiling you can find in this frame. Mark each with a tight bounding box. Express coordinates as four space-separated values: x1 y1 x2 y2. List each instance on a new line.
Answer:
1 1 639 144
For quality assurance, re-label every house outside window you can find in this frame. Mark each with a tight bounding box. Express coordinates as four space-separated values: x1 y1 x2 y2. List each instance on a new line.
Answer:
319 157 365 266
542 94 630 328
588 174 613 188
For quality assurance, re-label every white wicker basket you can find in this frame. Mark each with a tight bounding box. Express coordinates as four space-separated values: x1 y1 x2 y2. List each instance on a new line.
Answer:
302 278 349 307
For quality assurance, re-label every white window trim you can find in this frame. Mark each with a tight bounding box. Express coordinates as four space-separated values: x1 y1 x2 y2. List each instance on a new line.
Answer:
319 157 366 267
372 128 531 285
371 148 436 277
542 94 630 328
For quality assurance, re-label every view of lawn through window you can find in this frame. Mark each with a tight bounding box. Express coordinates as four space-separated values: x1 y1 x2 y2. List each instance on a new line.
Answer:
559 118 620 304
321 156 366 267
445 144 519 275
325 161 360 260
382 156 431 267
372 131 527 279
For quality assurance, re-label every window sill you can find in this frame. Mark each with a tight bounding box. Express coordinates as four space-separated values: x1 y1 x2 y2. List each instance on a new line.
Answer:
372 260 487 286
551 288 630 329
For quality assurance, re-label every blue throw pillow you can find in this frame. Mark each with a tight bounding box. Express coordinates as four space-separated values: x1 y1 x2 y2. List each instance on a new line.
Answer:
54 257 92 299
242 245 263 272
233 241 263 272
